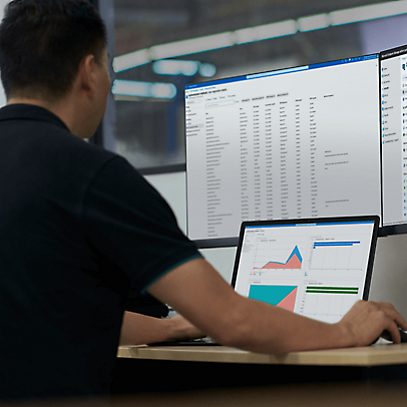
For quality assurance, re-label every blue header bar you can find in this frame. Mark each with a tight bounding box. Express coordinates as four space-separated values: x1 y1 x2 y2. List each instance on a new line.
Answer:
185 54 378 92
246 220 374 230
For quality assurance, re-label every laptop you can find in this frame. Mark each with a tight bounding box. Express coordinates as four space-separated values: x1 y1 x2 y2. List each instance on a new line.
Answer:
149 215 379 346
231 215 379 324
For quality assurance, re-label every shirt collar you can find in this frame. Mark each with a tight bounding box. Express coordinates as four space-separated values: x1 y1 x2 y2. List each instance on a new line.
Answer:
0 104 70 132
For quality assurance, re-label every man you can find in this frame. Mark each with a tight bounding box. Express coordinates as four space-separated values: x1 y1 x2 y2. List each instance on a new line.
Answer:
0 0 405 401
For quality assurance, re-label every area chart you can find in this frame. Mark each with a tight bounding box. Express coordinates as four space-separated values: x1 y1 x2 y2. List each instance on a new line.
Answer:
248 285 298 312
255 246 303 270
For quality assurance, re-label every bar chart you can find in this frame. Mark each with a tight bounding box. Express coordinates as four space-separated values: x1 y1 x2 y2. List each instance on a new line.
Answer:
301 284 360 323
309 240 364 271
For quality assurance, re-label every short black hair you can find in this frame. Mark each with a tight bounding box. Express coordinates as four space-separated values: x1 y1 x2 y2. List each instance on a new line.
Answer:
0 0 107 101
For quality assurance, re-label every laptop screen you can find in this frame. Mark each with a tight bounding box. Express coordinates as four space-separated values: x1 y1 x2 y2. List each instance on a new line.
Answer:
231 216 379 324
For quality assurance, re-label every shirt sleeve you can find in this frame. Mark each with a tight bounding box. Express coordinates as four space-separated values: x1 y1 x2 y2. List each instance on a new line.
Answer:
82 156 202 295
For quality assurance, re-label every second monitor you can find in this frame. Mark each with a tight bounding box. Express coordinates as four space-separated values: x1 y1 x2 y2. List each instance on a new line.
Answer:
185 55 381 247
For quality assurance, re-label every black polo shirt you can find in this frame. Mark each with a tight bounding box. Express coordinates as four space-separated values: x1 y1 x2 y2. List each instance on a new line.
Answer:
0 104 201 400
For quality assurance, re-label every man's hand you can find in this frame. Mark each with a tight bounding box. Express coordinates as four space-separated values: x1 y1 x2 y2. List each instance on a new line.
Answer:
337 300 407 346
165 314 205 342
119 311 204 346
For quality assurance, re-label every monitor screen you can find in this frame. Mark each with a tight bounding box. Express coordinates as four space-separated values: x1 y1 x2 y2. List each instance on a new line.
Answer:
185 55 381 247
380 45 407 234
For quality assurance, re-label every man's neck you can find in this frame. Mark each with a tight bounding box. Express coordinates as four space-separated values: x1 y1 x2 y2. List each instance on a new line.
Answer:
8 97 53 110
7 97 83 138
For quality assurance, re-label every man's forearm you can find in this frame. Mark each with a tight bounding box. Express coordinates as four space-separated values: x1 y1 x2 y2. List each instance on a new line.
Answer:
212 296 351 353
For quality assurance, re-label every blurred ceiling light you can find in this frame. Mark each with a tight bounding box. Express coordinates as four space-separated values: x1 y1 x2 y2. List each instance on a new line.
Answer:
152 60 217 77
153 60 199 76
150 82 178 99
199 63 217 77
150 32 234 60
235 20 297 44
330 0 407 26
298 14 329 32
113 49 150 72
112 79 177 99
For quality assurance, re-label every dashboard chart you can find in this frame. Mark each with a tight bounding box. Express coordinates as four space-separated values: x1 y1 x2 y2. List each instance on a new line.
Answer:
309 240 364 271
249 285 298 312
233 220 375 324
254 245 302 271
299 284 360 323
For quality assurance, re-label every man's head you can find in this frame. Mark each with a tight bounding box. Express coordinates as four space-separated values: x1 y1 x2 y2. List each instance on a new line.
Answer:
0 0 107 102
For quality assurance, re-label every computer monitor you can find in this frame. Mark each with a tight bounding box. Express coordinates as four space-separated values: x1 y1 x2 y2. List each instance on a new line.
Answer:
380 44 407 235
185 55 382 247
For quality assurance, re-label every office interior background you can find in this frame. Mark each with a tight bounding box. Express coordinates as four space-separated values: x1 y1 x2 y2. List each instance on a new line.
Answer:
2 0 407 312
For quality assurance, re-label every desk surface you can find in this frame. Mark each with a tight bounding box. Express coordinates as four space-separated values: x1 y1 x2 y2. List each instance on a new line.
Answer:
117 342 407 367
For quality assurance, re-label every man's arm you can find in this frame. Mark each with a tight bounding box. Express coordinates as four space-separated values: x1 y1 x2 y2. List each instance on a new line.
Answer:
147 258 407 353
119 312 204 346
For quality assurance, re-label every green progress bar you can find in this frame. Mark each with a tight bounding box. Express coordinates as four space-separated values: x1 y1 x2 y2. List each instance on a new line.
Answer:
307 286 358 290
306 286 359 295
306 290 358 294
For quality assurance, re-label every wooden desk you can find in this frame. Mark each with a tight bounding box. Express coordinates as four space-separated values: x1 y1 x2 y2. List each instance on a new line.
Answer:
117 341 407 367
112 342 407 395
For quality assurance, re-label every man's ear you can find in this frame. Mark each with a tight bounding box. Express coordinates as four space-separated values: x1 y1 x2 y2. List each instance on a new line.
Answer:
75 54 96 98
